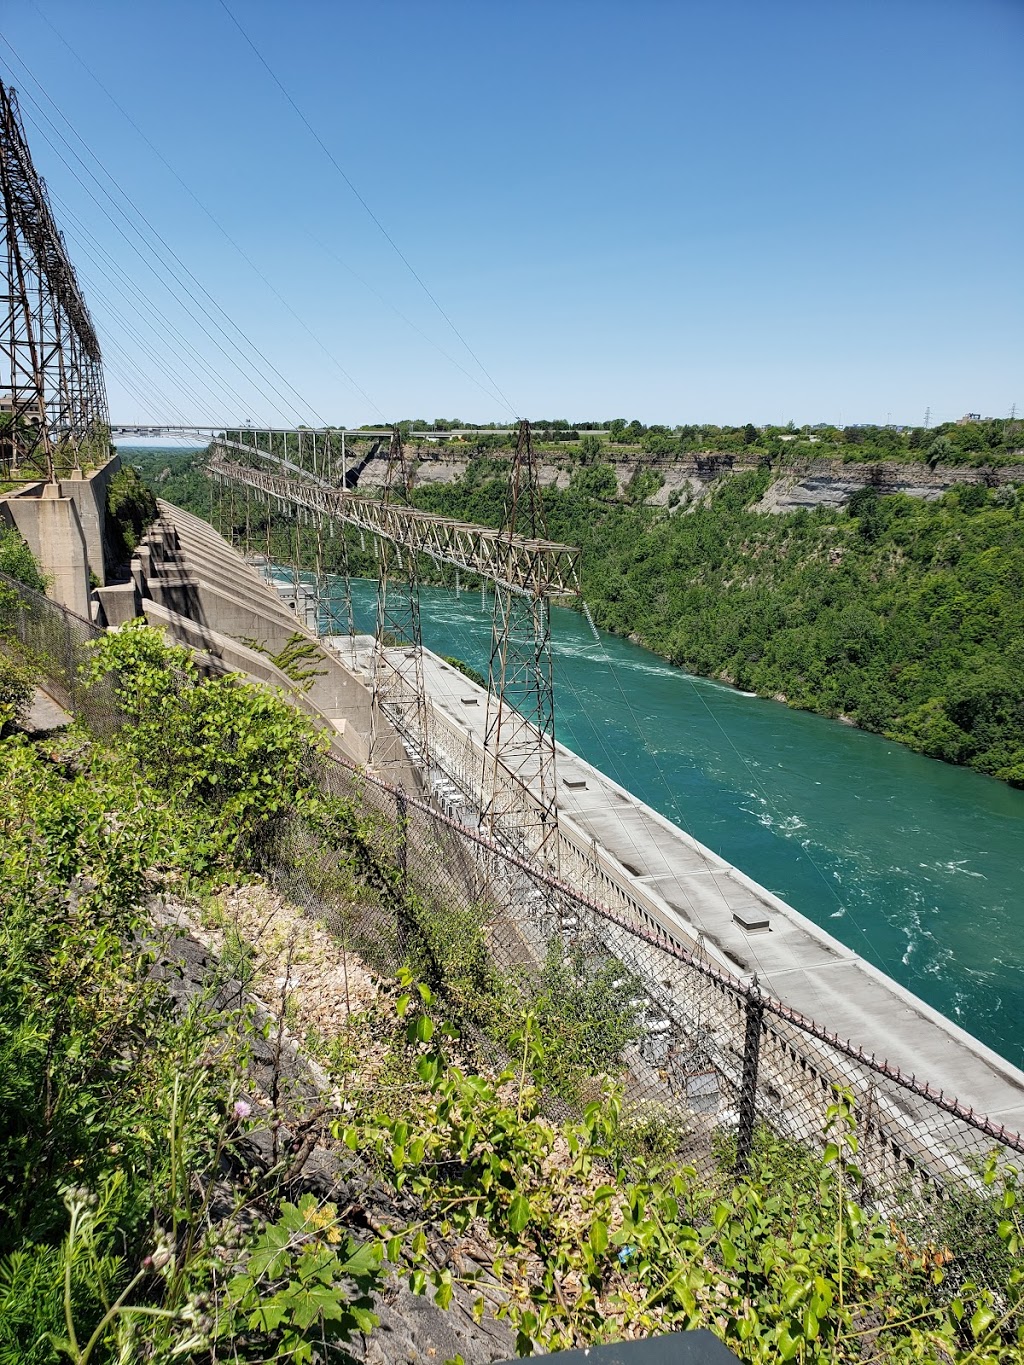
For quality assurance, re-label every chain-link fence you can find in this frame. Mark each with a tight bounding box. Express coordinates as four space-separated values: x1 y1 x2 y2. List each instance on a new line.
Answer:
3 568 1021 1305
0 569 121 734
280 747 1023 1302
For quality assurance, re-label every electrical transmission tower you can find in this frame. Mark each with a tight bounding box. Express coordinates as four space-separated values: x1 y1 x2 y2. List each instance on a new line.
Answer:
369 427 429 773
481 420 560 864
0 81 109 481
209 429 581 851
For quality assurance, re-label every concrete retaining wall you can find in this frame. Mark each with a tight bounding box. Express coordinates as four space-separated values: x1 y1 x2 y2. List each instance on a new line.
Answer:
0 454 122 613
1 481 91 617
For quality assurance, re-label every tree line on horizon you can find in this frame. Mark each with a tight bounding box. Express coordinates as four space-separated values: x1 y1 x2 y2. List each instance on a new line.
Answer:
384 415 1024 467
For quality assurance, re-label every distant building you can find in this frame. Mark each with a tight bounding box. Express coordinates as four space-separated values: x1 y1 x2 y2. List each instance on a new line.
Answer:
959 413 982 424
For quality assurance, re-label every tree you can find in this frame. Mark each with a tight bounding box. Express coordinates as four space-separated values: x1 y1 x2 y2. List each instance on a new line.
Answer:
0 527 46 591
927 435 954 468
641 431 677 457
570 463 618 500
577 435 601 464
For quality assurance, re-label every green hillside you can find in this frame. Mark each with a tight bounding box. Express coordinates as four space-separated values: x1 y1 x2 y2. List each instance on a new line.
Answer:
130 446 1024 788
414 466 1024 787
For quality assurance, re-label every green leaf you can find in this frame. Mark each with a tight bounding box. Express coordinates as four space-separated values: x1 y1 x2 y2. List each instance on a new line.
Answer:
418 1055 440 1084
777 1326 801 1360
589 1220 609 1255
340 1242 379 1278
971 1305 997 1338
508 1194 531 1235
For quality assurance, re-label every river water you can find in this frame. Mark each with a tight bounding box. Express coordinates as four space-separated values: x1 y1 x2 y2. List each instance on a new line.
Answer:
331 577 1024 1067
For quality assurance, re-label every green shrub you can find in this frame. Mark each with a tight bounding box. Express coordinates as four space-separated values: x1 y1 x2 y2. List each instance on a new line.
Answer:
0 526 46 591
104 466 156 565
442 654 487 688
84 620 325 857
0 651 33 734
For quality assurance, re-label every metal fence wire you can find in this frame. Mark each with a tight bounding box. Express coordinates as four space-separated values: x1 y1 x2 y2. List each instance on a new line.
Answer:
2 570 1021 1309
0 569 120 734
276 757 1024 1306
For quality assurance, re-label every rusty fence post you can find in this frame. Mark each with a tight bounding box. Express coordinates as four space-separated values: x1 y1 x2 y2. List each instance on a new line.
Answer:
735 977 765 1176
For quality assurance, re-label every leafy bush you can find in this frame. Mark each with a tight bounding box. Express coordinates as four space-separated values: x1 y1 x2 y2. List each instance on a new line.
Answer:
0 643 378 1361
84 620 326 856
441 653 487 688
0 525 46 591
347 983 1024 1363
104 466 156 565
0 650 33 734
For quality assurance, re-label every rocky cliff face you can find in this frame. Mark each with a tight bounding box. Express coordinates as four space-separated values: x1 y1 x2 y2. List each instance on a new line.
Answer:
400 445 1024 512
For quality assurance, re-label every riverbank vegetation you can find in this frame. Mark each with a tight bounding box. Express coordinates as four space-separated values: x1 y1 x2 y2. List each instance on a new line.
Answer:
413 467 1024 787
423 415 1024 465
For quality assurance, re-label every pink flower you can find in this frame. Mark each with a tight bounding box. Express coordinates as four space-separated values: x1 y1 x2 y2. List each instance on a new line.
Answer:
233 1100 252 1120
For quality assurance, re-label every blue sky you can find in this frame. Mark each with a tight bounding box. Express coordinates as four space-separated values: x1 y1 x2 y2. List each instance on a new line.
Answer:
2 0 1021 427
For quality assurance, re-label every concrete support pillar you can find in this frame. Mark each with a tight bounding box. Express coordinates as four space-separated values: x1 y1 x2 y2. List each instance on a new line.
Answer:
62 453 119 586
15 483 92 618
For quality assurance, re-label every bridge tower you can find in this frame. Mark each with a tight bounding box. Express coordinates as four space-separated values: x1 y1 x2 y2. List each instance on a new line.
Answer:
0 81 109 481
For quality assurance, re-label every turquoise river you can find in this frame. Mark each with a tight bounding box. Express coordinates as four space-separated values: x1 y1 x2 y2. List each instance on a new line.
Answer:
329 577 1024 1069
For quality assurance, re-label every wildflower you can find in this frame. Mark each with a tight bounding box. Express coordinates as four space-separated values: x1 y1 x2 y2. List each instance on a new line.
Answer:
233 1099 252 1120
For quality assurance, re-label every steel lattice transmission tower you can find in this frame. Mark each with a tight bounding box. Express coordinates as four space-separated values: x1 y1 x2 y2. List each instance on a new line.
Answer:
482 419 560 863
208 430 582 846
0 82 109 481
369 426 429 772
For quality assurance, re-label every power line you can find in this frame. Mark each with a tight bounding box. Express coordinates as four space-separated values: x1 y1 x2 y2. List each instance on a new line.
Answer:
304 224 516 412
30 0 515 419
0 40 324 426
49 188 273 422
213 0 520 422
26 0 386 420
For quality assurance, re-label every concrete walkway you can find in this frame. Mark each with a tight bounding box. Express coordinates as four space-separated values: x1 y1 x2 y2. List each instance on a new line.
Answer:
21 687 72 733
